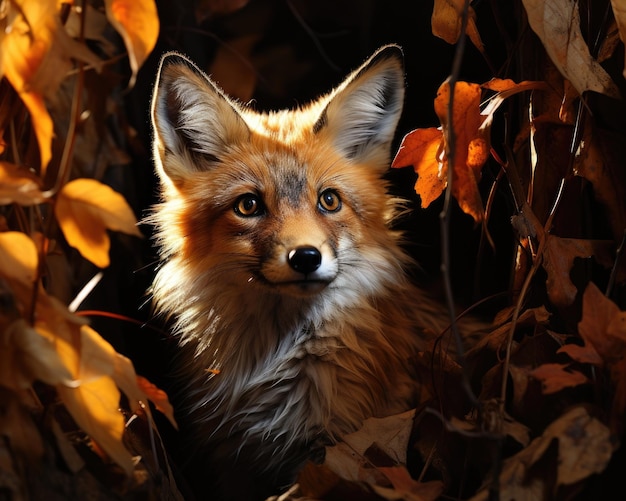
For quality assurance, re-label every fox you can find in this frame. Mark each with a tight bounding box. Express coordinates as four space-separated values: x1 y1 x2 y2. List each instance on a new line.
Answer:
149 45 463 500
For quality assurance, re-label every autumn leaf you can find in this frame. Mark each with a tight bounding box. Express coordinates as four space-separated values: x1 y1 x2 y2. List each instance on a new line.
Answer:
136 375 178 429
521 0 620 99
0 319 75 390
529 362 588 394
0 0 102 174
394 79 545 221
431 0 484 54
375 466 444 501
55 178 142 268
105 0 159 88
325 410 415 484
392 127 445 208
471 407 612 500
0 231 38 286
58 375 135 475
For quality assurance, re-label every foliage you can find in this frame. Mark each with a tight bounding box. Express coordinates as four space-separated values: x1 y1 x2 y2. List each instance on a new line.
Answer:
1 0 625 499
0 0 176 497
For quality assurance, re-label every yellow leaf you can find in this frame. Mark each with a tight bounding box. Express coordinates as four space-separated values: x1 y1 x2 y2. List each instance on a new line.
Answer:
0 231 38 286
55 178 142 268
521 0 620 98
0 319 75 390
58 375 135 475
79 324 116 382
105 0 159 88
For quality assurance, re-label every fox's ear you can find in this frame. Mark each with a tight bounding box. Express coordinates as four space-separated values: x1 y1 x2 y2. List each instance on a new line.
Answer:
314 45 405 168
151 52 250 184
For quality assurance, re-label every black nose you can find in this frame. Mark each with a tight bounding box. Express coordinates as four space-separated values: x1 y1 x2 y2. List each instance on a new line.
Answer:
288 246 322 274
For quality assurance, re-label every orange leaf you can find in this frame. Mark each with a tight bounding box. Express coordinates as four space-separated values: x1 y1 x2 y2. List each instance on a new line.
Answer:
530 363 589 394
431 0 484 53
105 0 159 88
392 127 445 208
0 0 100 174
435 80 486 222
55 178 142 268
136 375 178 429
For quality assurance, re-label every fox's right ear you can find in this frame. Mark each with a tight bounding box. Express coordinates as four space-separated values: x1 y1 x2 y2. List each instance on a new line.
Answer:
151 52 250 185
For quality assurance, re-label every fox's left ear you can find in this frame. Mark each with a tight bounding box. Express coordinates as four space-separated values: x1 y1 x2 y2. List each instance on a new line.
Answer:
314 45 405 168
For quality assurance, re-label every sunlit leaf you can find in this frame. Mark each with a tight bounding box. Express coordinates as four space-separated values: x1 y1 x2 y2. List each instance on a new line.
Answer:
105 0 159 88
392 127 445 208
0 319 75 390
55 178 142 268
0 1 101 174
435 80 486 222
58 375 135 475
0 231 38 286
521 0 620 98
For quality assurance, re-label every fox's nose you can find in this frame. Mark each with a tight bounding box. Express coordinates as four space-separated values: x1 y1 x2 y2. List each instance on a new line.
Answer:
288 246 322 274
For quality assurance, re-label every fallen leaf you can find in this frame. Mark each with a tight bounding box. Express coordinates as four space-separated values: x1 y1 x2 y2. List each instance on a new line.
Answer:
375 466 444 501
55 178 142 268
324 410 415 484
470 406 612 500
529 362 589 394
105 0 159 88
521 0 620 99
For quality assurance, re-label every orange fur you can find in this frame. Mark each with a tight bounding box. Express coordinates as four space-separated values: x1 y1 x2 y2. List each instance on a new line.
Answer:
149 45 453 500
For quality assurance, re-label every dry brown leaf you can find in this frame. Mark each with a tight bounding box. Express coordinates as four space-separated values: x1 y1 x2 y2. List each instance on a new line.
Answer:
521 0 620 99
529 362 589 394
470 407 612 500
375 467 444 501
55 178 142 268
542 236 594 307
324 410 415 484
105 0 159 88
610 1 626 78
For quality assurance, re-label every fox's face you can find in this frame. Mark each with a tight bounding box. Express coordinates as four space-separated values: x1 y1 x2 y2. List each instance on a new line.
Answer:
150 46 406 304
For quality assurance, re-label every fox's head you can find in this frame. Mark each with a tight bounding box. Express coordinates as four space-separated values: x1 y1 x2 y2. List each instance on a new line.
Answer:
150 46 407 312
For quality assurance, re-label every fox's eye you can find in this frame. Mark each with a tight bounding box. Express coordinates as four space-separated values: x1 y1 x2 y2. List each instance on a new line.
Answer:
318 189 341 212
234 194 264 217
